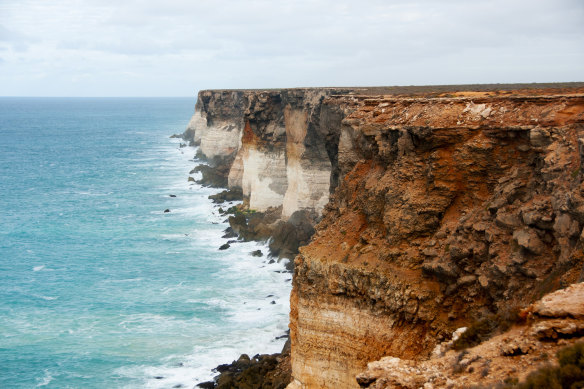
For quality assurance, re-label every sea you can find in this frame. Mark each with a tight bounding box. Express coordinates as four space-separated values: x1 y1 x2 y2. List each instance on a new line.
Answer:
0 97 291 388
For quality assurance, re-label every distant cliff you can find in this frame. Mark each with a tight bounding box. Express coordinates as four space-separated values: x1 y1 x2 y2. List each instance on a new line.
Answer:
184 84 584 388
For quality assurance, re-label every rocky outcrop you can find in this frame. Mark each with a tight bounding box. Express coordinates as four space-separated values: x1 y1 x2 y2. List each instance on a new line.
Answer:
184 84 584 389
187 89 336 213
289 89 584 388
355 283 584 388
197 342 292 389
184 88 357 260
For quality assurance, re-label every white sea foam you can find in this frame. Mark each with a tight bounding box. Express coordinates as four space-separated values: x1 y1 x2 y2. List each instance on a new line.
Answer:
38 295 58 301
114 139 292 389
35 370 53 387
33 265 45 272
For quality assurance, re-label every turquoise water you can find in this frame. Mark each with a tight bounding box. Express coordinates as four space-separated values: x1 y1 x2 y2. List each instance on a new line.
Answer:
0 98 291 388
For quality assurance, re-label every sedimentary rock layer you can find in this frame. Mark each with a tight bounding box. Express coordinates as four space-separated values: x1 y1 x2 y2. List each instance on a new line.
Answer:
289 90 584 388
355 283 584 388
184 84 584 389
185 88 355 219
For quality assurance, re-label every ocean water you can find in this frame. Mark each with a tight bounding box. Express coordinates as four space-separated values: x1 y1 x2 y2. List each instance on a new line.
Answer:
0 98 291 388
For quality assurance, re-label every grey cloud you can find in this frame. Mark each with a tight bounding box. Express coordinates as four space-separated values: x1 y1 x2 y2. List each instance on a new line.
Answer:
0 0 583 96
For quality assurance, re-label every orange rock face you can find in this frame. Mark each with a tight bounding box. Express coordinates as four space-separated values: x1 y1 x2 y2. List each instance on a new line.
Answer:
289 89 584 388
355 283 584 389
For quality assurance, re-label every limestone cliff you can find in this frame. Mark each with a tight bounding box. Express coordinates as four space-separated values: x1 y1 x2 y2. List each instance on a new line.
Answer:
290 89 584 388
184 84 584 389
184 88 355 218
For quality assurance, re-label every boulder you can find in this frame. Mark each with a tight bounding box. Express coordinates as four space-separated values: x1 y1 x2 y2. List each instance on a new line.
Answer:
532 282 584 319
513 228 545 254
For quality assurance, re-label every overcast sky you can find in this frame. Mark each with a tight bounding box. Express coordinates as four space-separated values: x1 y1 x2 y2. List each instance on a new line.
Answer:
0 0 583 96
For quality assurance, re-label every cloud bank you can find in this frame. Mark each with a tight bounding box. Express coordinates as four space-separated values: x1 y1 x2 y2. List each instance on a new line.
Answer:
0 0 583 96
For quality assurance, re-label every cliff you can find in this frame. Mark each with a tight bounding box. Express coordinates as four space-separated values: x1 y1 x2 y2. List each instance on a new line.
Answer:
184 88 356 260
184 84 584 388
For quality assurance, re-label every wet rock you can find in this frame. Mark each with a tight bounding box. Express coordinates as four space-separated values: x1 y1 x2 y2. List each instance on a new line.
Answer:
209 351 291 389
193 164 229 188
219 243 230 250
196 381 215 389
209 188 243 204
250 250 263 257
188 176 195 182
228 206 282 242
222 227 238 239
169 194 176 197
269 210 316 261
164 209 171 213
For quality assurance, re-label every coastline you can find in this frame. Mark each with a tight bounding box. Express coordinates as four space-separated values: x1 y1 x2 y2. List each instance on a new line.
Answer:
179 85 584 388
170 137 293 388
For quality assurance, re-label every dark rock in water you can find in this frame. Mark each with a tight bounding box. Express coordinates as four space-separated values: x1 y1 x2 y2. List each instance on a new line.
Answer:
179 143 186 148
227 240 237 244
169 134 182 139
196 381 215 389
219 243 230 250
236 354 251 366
266 294 274 298
219 206 238 216
222 227 238 239
215 364 231 373
172 385 184 388
206 349 291 389
169 194 177 197
251 250 263 257
192 164 229 188
209 188 243 204
271 300 276 304
154 376 164 379
268 210 316 267
164 209 171 213
228 206 282 242
194 148 206 161
188 176 195 182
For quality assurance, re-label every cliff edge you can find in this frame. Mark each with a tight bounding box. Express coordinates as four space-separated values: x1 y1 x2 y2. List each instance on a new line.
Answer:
183 83 584 388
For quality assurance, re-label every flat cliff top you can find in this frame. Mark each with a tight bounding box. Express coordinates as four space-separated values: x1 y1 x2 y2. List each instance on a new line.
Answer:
200 82 584 97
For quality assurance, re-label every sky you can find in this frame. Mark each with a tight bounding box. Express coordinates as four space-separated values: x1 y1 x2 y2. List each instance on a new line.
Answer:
0 0 583 97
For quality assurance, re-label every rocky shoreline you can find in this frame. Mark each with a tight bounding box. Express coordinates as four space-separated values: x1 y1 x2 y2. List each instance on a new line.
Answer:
173 139 296 388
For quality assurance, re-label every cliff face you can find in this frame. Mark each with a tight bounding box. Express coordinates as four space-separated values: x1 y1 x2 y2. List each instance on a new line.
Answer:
184 85 584 389
289 91 584 388
185 88 355 219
